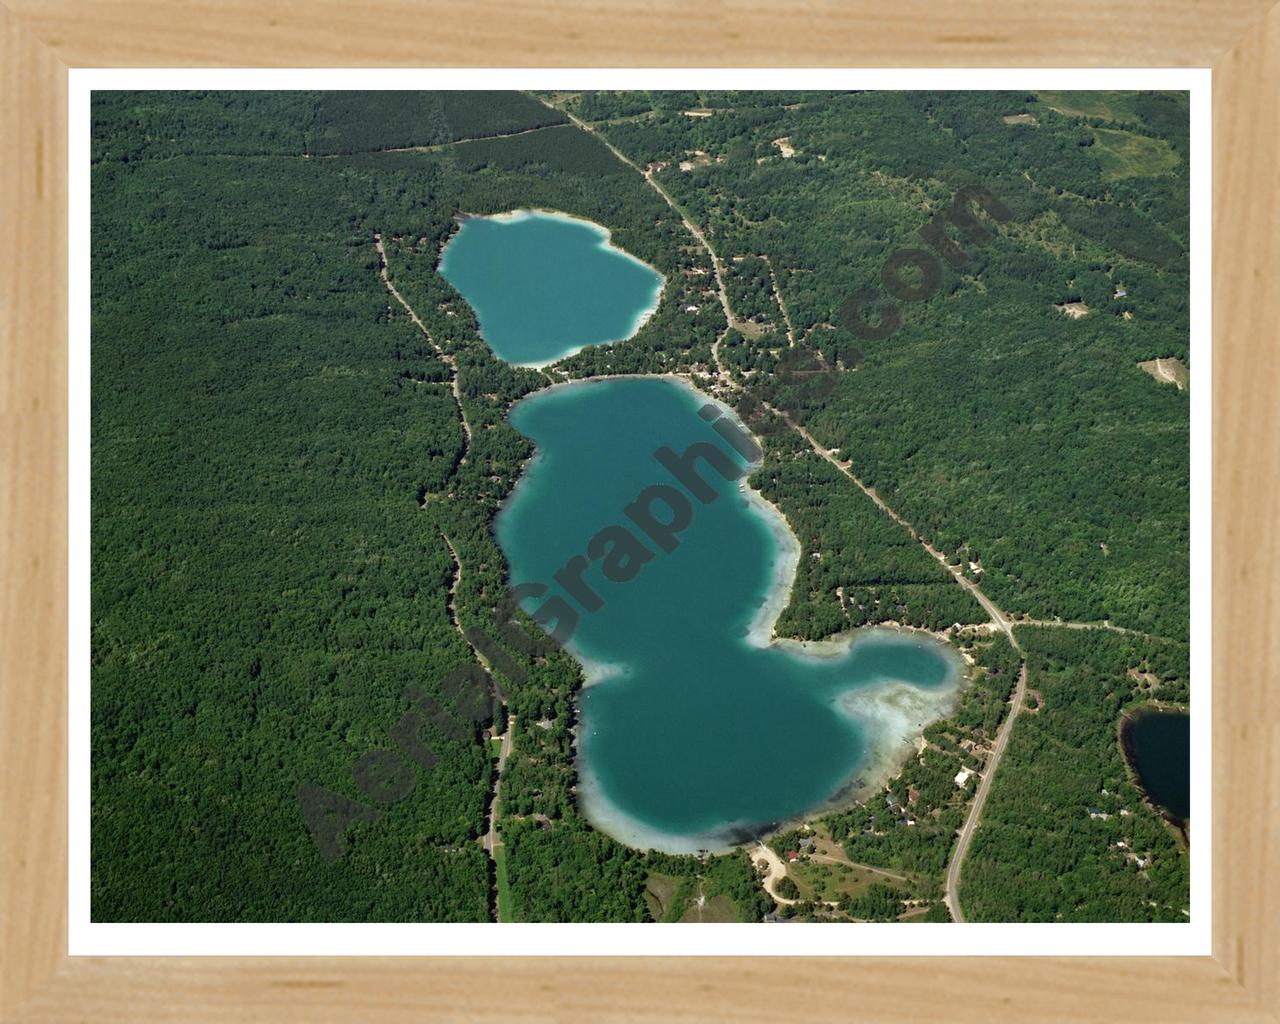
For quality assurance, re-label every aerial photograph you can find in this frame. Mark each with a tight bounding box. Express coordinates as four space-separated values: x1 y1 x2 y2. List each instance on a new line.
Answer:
90 89 1191 924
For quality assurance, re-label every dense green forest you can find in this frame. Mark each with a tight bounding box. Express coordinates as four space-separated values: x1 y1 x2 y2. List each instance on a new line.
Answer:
961 627 1189 921
91 89 764 923
740 401 984 637
92 88 1189 924
571 89 1190 639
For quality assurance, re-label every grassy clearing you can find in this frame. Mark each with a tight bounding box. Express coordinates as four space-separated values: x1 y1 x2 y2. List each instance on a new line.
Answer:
644 871 743 922
682 894 738 922
494 846 513 923
788 859 895 904
643 872 681 921
1092 128 1180 180
1036 90 1140 123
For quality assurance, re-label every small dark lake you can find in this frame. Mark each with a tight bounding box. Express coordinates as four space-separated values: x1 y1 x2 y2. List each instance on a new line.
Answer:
1122 709 1190 823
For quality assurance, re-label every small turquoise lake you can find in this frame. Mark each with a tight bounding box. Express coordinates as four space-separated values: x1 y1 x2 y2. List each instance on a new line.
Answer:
438 210 664 367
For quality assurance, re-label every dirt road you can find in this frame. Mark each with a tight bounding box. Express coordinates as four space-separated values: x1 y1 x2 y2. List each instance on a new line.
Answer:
374 234 472 457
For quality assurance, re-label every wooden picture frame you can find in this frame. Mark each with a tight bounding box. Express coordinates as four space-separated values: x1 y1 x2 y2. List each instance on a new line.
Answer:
2 3 1276 1019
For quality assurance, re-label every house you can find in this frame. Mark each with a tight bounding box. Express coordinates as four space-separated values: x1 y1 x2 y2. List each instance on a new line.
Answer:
954 767 975 788
907 787 920 804
798 837 814 850
684 304 700 313
785 850 800 862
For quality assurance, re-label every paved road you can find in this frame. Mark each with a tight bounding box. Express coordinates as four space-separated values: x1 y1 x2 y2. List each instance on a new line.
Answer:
944 661 1027 922
540 98 1037 924
482 716 515 855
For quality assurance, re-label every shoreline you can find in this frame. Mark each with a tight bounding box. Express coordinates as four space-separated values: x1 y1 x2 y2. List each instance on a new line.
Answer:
575 635 967 855
494 373 970 855
1117 702 1191 847
508 373 811 647
439 208 667 370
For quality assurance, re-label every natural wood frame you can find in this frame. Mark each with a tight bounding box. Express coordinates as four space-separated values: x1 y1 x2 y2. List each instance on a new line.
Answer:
2 3 1276 1020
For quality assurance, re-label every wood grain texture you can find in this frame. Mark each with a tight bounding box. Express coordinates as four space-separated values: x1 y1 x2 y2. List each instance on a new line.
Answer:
7 956 1273 1023
0 4 67 1021
1213 3 1280 1014
0 0 1277 1020
1 0 1276 68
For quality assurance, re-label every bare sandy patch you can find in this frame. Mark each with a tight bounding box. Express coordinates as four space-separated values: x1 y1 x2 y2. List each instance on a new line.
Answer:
682 109 714 118
772 136 796 158
678 150 714 172
1002 112 1039 126
1138 357 1189 390
1054 301 1090 319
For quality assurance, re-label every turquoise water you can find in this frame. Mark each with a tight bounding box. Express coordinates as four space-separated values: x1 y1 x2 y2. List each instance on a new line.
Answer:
438 210 664 367
496 378 963 851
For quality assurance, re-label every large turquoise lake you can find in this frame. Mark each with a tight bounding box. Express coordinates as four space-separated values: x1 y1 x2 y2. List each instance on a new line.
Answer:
496 379 964 851
438 210 664 367
443 211 965 851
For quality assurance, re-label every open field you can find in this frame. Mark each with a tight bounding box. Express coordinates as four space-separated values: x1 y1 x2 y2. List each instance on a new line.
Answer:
788 859 903 904
1093 128 1181 180
1036 90 1141 123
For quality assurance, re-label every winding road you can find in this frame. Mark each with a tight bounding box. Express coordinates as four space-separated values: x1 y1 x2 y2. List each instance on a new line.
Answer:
371 115 1114 922
529 96 1162 923
542 96 1033 922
